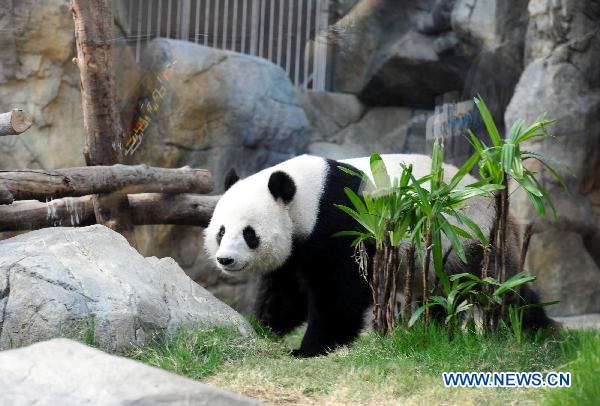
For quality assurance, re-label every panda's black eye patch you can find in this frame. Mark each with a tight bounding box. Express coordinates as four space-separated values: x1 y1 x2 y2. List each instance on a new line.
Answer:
216 225 225 245
243 226 260 249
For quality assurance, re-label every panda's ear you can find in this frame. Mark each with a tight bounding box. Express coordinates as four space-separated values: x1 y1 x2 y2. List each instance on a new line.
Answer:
224 168 240 191
268 171 296 204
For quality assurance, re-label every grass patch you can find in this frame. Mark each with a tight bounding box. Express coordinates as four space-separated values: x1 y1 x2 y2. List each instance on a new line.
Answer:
127 321 599 405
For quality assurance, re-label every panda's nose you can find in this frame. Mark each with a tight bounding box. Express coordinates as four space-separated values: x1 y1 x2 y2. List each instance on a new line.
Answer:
217 257 234 266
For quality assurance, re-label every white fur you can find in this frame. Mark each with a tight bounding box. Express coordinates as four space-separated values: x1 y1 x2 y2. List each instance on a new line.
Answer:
204 155 328 274
341 154 477 189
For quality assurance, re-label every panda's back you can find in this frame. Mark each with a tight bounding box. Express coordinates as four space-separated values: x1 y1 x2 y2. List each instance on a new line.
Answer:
341 154 478 187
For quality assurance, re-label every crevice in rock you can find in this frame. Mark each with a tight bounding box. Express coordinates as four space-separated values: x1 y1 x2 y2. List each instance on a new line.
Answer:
0 271 11 339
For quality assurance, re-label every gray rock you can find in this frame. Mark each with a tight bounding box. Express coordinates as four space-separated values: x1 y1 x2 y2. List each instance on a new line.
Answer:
128 39 310 312
0 225 254 351
505 0 600 316
295 90 365 145
297 90 429 159
0 338 260 405
526 230 600 316
128 38 310 188
330 0 527 118
0 0 85 171
552 314 600 330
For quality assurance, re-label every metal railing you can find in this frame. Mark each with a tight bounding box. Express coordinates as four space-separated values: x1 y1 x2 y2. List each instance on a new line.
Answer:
114 0 331 90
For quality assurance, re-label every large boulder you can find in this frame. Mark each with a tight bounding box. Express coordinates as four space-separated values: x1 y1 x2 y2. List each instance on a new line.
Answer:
297 90 429 159
0 225 254 351
0 338 260 405
329 0 528 120
127 39 310 312
504 0 600 316
127 38 310 185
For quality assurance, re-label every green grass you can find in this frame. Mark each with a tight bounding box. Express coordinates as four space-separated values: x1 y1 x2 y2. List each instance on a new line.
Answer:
126 322 599 405
544 330 600 405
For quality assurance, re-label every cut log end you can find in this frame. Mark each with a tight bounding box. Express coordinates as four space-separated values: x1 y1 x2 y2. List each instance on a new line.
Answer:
11 110 33 133
0 109 33 136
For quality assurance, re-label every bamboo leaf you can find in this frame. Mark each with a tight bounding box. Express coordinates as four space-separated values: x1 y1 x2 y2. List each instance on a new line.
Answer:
474 96 502 146
369 153 391 190
344 187 367 214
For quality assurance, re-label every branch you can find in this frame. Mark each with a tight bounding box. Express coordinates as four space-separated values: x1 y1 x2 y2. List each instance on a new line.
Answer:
0 110 33 136
0 182 14 205
0 165 213 201
0 194 220 231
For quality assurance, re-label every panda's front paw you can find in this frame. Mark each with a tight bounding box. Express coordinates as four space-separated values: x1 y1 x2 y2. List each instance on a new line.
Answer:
290 346 328 358
290 348 309 358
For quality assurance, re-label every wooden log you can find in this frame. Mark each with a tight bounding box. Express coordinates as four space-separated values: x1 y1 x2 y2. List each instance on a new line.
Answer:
71 0 135 244
0 182 14 205
0 110 33 136
0 194 220 231
0 164 213 201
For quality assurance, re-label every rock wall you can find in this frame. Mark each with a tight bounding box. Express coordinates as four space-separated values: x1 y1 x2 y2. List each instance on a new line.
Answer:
0 0 85 170
505 0 600 316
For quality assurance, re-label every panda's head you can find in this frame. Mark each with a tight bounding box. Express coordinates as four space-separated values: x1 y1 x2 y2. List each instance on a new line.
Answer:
204 168 296 275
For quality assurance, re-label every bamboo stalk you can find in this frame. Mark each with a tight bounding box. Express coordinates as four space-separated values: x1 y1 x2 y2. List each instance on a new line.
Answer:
422 232 433 327
403 242 416 326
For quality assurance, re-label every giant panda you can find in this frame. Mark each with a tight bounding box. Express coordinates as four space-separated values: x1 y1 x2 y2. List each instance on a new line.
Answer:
204 154 552 357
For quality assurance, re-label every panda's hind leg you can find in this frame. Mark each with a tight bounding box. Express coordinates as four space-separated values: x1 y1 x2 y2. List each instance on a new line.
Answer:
255 264 308 335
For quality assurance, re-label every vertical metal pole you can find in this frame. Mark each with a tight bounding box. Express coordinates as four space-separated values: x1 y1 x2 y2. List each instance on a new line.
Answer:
166 0 172 38
195 0 201 43
241 0 248 53
204 0 211 45
176 0 182 38
222 0 229 49
285 0 293 74
180 0 191 41
303 0 313 89
258 0 266 57
157 0 163 38
213 0 220 47
294 0 302 85
135 0 143 62
276 0 284 65
231 0 239 51
147 0 154 43
267 0 275 61
250 0 259 55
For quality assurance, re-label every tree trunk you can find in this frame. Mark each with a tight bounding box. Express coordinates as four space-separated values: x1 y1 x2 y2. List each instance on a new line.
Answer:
402 242 416 326
385 246 399 334
372 247 384 334
0 165 213 201
70 0 135 243
0 194 219 231
498 179 509 319
0 110 32 136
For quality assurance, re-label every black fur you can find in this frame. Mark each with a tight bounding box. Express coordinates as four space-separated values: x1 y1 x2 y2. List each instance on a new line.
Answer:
216 225 225 245
243 226 260 249
268 171 296 204
224 168 240 191
257 160 371 357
